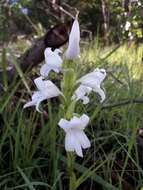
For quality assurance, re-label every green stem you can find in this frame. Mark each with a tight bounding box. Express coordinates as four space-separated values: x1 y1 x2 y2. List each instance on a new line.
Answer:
60 60 77 189
67 153 76 190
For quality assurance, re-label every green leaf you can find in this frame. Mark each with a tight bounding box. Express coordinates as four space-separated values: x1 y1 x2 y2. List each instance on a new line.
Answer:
17 166 35 190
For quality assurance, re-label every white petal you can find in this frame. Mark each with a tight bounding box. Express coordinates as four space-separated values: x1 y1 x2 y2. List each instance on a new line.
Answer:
74 141 83 157
49 85 62 95
74 130 91 149
23 91 42 108
73 85 91 99
42 80 61 98
58 118 69 133
44 48 62 66
65 40 80 60
93 86 106 102
78 76 96 87
54 49 62 54
69 116 82 129
65 19 80 60
82 96 90 104
70 19 80 42
34 77 46 90
36 100 43 113
69 114 89 131
23 98 43 112
45 55 62 67
44 48 53 56
40 64 51 77
78 69 106 88
93 68 106 84
23 101 35 108
53 67 61 73
43 48 63 76
72 85 92 104
65 131 75 151
34 79 61 99
65 131 83 157
44 48 61 57
80 114 90 129
66 114 89 130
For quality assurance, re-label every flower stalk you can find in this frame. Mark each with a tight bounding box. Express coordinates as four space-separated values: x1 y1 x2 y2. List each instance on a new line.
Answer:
67 153 76 190
60 59 77 189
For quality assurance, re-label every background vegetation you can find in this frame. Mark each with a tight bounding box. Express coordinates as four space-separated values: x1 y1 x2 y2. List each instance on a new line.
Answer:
0 0 143 189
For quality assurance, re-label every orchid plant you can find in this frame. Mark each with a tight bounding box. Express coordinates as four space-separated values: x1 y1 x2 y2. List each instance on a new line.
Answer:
24 13 107 190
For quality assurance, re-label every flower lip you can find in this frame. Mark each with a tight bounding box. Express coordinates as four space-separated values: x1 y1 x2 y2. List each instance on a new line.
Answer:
58 114 90 157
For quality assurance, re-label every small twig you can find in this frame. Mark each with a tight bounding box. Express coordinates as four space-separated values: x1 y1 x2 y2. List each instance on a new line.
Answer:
47 0 76 19
102 99 143 110
59 6 75 19
62 2 75 10
37 6 62 22
107 71 125 86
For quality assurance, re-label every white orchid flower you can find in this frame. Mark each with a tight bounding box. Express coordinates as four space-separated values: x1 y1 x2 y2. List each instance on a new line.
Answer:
24 76 61 112
40 48 63 77
73 68 106 104
65 18 80 60
58 114 90 157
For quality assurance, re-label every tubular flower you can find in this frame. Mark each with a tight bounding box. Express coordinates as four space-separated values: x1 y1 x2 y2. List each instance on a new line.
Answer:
65 18 80 60
58 114 90 157
24 76 61 112
73 68 106 103
72 85 92 104
40 48 63 77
